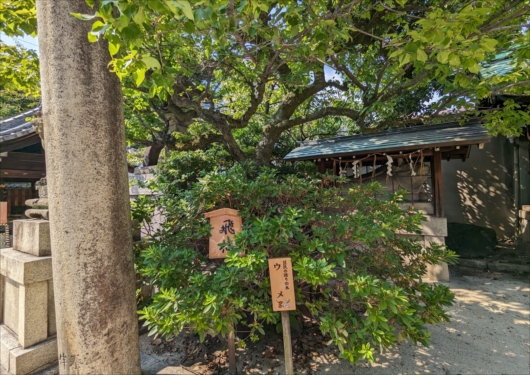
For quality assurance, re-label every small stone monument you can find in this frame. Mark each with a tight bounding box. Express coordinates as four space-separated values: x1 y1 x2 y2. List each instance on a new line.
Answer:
24 178 49 221
1 178 57 374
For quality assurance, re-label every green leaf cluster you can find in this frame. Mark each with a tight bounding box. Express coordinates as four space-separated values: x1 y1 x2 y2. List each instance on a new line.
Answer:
136 163 457 363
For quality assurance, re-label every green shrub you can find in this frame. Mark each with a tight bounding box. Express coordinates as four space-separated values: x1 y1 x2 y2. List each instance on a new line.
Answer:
135 163 456 363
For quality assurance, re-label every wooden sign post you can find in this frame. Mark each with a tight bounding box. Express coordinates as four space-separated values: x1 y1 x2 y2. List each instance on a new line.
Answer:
268 257 296 375
204 208 242 259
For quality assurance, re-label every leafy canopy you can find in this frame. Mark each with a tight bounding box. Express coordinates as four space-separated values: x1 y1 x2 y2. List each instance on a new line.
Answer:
1 0 528 165
79 0 529 164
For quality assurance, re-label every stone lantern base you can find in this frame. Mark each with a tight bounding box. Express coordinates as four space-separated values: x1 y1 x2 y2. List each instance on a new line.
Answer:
0 219 57 374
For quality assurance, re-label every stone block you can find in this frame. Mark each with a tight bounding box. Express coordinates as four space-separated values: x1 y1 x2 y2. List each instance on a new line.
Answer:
420 216 447 237
1 325 57 375
423 263 450 282
398 202 434 215
0 248 52 285
457 258 487 269
4 279 19 336
19 281 48 348
157 366 195 375
13 220 51 257
1 325 19 370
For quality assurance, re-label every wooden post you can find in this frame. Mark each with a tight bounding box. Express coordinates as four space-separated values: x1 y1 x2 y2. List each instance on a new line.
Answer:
269 258 296 375
432 150 444 217
227 330 237 374
318 160 326 174
281 311 294 375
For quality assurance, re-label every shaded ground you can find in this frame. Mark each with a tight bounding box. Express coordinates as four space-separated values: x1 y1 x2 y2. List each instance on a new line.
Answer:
487 240 530 265
140 266 530 375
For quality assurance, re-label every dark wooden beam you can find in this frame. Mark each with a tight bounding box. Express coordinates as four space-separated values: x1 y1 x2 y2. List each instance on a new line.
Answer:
432 150 444 217
0 133 41 153
318 160 326 174
0 155 46 171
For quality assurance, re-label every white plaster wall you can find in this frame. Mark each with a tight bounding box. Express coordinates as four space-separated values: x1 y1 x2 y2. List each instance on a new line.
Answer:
442 136 516 237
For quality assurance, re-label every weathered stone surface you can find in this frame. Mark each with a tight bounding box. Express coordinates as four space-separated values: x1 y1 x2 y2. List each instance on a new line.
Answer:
13 220 51 256
25 198 49 209
446 222 497 258
4 279 19 336
1 325 57 375
397 216 447 237
47 280 56 337
0 248 53 285
24 209 50 220
457 258 529 274
35 178 48 199
1 325 20 370
487 262 529 273
398 202 434 215
157 366 195 375
457 259 487 270
36 0 141 373
19 281 48 348
423 263 450 282
32 363 59 375
420 216 448 237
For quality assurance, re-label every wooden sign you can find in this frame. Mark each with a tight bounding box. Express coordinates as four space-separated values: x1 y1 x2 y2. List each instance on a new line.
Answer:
268 257 296 311
204 208 242 259
0 202 7 224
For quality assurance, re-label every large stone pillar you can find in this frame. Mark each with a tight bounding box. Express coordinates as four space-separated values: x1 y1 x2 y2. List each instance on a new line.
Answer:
36 1 141 374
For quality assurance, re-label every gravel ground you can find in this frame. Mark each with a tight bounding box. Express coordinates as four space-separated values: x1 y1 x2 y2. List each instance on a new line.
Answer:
141 266 530 375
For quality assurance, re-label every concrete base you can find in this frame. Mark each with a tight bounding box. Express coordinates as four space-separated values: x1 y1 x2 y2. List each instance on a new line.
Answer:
13 221 51 257
0 325 57 375
423 263 450 282
423 234 450 282
399 216 450 282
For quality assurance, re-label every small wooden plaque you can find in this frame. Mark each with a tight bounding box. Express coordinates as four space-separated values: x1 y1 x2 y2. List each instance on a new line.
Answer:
268 257 296 311
204 208 242 259
0 202 7 224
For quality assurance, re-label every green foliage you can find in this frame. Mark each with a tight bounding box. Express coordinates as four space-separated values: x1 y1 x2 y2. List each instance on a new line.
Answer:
0 0 40 96
2 0 529 164
77 0 529 164
0 43 40 96
0 0 37 37
136 164 457 363
0 89 39 119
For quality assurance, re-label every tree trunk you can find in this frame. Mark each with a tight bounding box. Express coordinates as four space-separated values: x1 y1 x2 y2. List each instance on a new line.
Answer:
36 1 141 374
254 125 283 166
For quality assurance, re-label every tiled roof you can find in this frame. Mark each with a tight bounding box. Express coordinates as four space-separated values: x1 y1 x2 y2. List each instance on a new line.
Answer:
0 107 40 143
480 46 523 79
480 57 515 79
284 120 492 161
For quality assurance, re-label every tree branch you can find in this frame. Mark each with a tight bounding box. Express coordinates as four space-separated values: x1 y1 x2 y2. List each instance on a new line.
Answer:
280 107 360 130
329 55 367 92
